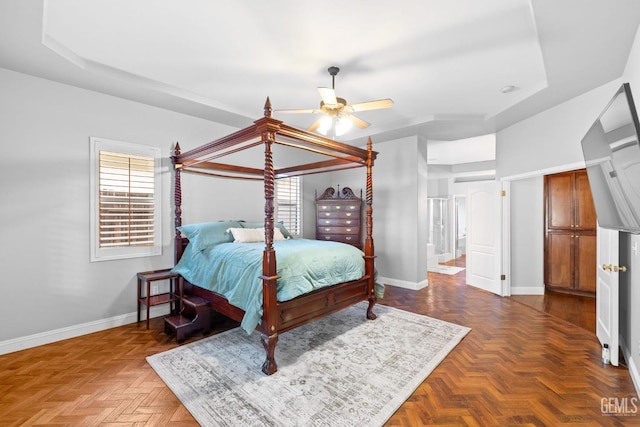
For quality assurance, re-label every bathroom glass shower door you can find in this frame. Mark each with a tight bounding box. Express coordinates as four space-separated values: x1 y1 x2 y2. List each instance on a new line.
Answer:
427 197 451 266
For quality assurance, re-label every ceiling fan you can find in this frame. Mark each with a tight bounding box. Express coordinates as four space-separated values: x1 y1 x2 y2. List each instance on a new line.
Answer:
277 66 394 137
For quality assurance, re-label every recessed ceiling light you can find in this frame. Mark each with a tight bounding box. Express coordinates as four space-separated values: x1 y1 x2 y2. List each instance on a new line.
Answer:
501 85 518 94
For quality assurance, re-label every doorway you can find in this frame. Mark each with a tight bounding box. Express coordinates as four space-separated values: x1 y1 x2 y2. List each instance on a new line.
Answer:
427 196 466 274
453 195 467 259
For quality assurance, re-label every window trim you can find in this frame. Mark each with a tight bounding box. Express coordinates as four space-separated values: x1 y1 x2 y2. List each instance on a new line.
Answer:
275 176 302 237
89 137 162 262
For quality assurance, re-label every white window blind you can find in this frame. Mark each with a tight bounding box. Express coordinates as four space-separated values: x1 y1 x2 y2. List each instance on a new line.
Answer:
276 176 301 236
98 151 155 248
90 137 161 262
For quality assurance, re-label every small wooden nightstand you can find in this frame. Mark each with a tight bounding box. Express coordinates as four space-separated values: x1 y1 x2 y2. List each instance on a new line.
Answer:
137 269 182 329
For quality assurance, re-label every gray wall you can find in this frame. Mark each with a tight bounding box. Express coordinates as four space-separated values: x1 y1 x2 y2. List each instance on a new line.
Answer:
496 80 621 180
316 136 430 289
509 177 544 294
0 68 263 347
371 136 429 288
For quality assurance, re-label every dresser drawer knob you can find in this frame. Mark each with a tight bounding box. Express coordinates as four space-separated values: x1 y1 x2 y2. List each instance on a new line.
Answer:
346 228 352 232
325 228 330 231
325 236 331 240
345 236 352 240
335 206 341 210
346 213 352 217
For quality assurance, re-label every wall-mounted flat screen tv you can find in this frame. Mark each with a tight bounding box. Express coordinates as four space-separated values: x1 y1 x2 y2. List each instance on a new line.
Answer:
581 83 640 234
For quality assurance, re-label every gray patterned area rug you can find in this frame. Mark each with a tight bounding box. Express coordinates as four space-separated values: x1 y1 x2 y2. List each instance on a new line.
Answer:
147 302 470 427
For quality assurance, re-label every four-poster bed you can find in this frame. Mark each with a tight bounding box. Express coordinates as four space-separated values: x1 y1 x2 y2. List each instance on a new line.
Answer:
171 98 377 375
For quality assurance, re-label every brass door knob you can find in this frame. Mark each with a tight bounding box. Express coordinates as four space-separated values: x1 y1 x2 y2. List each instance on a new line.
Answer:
603 264 628 272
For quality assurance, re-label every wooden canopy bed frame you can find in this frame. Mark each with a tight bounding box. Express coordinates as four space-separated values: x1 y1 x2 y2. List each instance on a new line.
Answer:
171 98 377 375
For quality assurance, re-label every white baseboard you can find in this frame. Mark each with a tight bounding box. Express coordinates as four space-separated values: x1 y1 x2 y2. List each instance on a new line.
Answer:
379 276 428 291
0 305 169 356
620 335 640 398
510 286 545 295
628 356 640 399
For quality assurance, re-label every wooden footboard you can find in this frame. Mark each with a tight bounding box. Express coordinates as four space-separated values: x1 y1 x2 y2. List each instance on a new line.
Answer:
179 272 376 375
277 276 372 333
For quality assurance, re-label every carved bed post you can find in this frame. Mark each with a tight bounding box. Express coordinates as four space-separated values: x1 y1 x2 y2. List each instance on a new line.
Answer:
364 137 377 320
172 142 183 265
260 97 279 375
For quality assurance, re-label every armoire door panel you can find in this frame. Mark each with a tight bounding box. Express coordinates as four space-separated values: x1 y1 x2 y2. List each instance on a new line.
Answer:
547 174 573 229
546 232 573 289
575 233 597 293
575 172 597 229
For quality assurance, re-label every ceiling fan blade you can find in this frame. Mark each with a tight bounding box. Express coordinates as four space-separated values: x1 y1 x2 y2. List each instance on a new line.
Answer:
348 114 370 129
318 87 338 106
308 118 323 132
347 98 394 112
275 108 321 114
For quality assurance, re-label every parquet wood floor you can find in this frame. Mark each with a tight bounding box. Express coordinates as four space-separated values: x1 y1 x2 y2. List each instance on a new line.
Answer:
510 292 596 335
1 263 637 426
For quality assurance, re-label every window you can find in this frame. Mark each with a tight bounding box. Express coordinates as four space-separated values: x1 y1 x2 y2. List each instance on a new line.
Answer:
90 137 161 261
275 176 301 236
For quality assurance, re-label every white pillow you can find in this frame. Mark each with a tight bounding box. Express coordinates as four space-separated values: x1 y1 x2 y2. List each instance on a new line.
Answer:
227 227 287 243
227 227 286 243
227 227 263 243
259 227 286 241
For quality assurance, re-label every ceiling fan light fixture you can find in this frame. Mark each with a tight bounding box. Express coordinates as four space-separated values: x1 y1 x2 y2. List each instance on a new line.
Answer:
335 115 353 136
317 116 333 135
316 115 353 137
278 65 392 136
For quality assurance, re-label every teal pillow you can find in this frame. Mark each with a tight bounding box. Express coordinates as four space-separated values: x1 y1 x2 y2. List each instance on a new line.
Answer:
240 221 293 239
178 221 243 251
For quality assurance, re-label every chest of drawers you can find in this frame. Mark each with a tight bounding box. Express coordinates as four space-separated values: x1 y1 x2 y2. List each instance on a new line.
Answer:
315 186 362 248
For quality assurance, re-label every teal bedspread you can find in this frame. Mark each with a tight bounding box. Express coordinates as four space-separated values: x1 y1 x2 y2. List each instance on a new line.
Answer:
171 239 365 334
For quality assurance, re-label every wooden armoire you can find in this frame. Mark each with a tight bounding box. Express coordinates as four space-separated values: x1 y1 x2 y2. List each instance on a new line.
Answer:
544 169 597 295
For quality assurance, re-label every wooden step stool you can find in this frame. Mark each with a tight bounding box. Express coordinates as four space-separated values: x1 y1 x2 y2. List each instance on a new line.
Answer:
164 295 211 343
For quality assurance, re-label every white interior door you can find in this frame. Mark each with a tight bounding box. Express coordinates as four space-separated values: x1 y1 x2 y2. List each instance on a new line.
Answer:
596 226 620 366
466 180 503 295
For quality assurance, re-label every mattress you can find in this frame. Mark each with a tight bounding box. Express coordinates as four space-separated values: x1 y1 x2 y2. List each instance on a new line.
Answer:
172 238 365 334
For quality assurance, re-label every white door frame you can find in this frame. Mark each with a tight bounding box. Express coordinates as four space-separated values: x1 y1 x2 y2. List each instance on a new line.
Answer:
500 162 589 297
501 181 511 296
